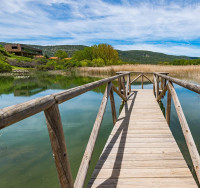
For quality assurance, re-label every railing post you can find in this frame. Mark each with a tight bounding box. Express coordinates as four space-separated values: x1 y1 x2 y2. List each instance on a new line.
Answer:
44 104 74 188
141 73 144 89
128 73 131 93
166 86 171 126
110 83 117 125
156 75 159 98
153 74 155 96
118 77 122 93
122 76 126 98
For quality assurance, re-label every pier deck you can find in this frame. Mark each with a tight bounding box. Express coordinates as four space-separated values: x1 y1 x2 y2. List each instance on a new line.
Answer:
88 89 197 187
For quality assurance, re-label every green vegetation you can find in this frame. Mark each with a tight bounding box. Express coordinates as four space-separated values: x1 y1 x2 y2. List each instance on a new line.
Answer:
72 44 123 66
117 50 197 64
54 50 68 59
0 42 200 72
159 59 200 65
0 45 12 72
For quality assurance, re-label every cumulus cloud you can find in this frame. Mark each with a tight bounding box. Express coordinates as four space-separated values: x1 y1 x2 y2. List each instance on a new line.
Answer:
0 0 200 56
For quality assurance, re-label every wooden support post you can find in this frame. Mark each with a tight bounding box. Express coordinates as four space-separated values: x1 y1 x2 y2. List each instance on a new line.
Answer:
112 85 127 102
143 74 153 83
44 104 74 188
110 83 117 125
74 83 112 188
153 74 155 96
157 86 168 102
122 76 126 98
128 74 131 93
118 77 122 93
153 74 158 98
141 74 144 89
126 75 129 96
161 77 164 90
166 86 171 126
131 74 142 84
156 75 159 97
168 82 200 183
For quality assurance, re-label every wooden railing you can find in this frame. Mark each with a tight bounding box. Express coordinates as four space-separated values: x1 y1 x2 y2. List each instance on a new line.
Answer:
153 72 200 184
0 71 200 187
0 72 131 188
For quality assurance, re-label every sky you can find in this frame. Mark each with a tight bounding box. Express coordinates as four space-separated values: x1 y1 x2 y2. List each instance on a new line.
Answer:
1 0 200 56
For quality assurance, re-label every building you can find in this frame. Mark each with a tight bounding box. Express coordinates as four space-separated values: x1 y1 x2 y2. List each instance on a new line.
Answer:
4 44 42 56
49 57 58 60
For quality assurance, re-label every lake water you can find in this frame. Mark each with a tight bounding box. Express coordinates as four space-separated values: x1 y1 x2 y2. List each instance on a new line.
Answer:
0 72 199 187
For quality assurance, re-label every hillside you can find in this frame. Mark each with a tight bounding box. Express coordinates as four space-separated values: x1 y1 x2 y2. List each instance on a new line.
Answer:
0 42 87 58
0 42 199 64
117 50 198 64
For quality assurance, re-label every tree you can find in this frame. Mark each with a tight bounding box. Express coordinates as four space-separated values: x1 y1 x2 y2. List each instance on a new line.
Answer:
54 50 68 59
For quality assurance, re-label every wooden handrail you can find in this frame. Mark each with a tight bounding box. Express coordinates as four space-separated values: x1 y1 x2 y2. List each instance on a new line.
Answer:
168 82 200 183
155 73 200 94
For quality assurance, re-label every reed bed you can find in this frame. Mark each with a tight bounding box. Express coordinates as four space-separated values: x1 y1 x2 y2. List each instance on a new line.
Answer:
77 64 200 83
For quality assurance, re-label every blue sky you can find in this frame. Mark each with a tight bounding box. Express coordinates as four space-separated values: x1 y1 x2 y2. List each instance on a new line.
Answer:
1 0 200 56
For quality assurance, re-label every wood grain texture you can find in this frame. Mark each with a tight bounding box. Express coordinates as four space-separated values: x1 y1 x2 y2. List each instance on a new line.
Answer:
155 73 200 94
44 104 74 188
109 83 117 125
88 89 197 188
74 82 112 188
168 82 200 183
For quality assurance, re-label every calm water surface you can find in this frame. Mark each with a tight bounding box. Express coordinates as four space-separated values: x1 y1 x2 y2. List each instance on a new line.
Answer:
0 73 199 187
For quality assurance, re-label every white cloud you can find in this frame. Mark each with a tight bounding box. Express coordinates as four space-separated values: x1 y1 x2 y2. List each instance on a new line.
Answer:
0 0 200 56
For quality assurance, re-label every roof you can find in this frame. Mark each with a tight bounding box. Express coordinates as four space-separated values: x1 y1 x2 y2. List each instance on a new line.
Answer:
49 57 59 60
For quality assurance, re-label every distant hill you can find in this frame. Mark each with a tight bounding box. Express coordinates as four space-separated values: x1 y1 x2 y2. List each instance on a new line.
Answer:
117 50 198 64
0 42 199 64
0 42 87 57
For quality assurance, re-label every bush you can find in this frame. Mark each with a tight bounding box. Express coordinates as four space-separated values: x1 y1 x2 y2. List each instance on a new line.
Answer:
92 58 105 67
0 60 12 72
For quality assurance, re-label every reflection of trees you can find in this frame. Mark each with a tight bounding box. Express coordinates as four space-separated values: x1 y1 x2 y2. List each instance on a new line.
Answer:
0 73 110 96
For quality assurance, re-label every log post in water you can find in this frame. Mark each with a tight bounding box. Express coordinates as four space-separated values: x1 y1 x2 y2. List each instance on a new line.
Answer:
44 104 74 188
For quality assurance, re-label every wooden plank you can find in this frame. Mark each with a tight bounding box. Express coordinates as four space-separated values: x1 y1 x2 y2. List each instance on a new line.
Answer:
91 168 192 178
89 89 197 187
74 82 112 188
44 104 74 188
88 178 197 188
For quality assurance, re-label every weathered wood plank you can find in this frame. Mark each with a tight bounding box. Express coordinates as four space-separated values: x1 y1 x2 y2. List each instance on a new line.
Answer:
89 89 197 187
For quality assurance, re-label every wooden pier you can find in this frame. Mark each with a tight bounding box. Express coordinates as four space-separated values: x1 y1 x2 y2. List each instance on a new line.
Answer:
88 89 197 187
0 72 200 188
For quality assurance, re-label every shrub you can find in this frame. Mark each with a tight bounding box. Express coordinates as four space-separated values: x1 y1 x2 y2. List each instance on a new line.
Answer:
92 58 105 67
0 60 12 72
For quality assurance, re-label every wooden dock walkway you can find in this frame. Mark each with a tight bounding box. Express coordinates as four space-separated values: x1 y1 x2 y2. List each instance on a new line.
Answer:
88 89 197 187
1 72 200 188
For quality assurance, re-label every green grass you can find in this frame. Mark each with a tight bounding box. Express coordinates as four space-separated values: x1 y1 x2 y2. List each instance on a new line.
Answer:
11 66 33 70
